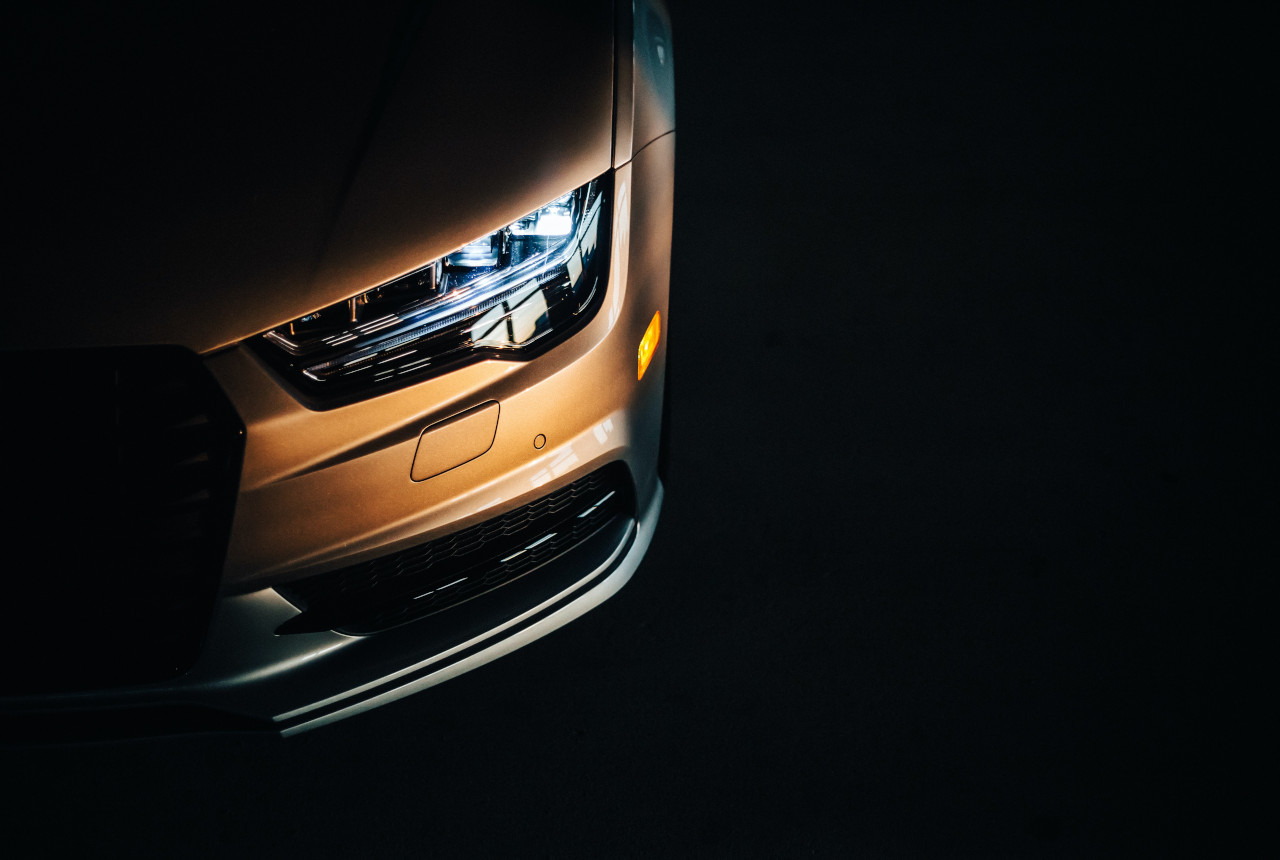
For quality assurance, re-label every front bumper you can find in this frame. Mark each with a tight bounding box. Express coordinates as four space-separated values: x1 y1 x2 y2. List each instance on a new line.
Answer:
2 476 661 739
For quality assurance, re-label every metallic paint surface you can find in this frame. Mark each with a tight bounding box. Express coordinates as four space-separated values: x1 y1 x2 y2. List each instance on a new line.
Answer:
410 401 501 482
4 1 615 354
0 132 674 732
213 147 672 590
1 0 675 735
613 0 676 169
632 0 678 153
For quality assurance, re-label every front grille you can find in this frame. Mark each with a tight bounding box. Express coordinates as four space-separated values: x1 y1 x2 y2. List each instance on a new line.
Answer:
276 462 633 635
0 347 244 693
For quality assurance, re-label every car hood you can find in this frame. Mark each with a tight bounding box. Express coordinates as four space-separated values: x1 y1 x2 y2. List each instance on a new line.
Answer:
4 1 614 354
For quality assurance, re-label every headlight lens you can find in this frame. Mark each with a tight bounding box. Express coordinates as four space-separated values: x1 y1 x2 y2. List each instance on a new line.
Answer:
255 176 609 406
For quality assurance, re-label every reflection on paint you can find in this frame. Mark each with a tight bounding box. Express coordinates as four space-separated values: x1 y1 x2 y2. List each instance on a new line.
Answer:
608 181 630 327
474 495 505 513
530 441 581 489
592 417 615 445
549 446 579 478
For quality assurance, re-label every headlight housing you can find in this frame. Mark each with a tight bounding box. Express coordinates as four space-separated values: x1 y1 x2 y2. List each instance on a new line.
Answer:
254 176 609 406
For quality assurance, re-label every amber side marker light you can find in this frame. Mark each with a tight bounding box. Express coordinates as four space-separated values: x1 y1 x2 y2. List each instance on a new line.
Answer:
638 311 661 380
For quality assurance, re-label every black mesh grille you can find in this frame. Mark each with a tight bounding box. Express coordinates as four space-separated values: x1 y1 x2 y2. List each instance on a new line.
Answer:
0 346 244 693
276 463 633 635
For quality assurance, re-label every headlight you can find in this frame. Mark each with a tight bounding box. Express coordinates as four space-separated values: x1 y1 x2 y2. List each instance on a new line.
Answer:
255 176 609 406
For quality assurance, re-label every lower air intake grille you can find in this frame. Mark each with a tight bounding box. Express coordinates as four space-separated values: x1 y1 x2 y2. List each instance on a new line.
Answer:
0 346 244 693
276 462 634 635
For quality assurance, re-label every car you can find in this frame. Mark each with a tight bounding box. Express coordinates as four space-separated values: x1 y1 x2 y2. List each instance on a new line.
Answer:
0 0 675 738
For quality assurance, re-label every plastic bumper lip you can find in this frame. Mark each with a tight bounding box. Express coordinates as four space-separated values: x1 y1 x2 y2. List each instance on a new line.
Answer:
274 478 661 735
0 479 661 739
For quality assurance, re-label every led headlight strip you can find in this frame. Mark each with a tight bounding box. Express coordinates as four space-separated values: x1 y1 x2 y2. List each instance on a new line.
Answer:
255 176 609 406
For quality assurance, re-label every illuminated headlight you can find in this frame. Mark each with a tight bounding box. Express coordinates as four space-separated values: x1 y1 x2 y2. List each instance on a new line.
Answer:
255 176 609 405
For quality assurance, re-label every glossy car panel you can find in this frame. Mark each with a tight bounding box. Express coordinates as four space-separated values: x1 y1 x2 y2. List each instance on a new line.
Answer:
1 0 673 737
215 153 672 591
3 0 614 354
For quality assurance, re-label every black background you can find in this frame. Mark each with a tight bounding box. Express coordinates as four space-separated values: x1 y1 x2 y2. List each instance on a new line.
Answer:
3 1 1266 855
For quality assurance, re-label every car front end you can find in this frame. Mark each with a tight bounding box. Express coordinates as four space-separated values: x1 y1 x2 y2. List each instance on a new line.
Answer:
1 0 675 737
